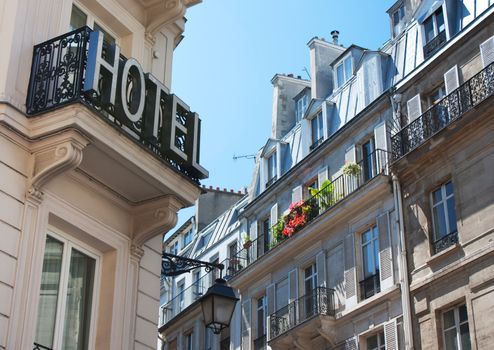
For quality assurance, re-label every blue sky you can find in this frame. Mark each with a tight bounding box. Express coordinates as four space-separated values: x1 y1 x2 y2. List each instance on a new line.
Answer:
170 0 397 230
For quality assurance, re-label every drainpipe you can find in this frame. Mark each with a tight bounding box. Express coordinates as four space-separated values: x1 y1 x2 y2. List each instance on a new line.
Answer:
393 175 414 349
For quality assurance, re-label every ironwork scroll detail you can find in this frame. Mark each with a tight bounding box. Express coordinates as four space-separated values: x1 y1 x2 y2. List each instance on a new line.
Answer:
162 252 224 277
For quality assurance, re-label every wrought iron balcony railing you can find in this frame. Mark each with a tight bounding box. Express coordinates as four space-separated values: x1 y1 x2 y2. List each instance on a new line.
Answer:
253 334 267 350
33 342 53 350
227 149 389 279
423 30 447 59
391 61 494 162
433 231 459 254
269 287 335 340
359 272 381 300
26 26 206 182
266 176 277 188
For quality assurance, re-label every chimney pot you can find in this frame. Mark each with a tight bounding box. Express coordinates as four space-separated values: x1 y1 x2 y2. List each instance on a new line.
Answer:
331 30 340 45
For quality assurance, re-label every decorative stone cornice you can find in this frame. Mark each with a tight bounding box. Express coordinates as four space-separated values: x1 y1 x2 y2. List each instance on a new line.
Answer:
27 130 89 201
131 195 183 246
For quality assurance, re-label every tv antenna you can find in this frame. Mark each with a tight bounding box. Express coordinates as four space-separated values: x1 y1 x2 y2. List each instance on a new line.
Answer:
302 67 311 79
233 153 256 161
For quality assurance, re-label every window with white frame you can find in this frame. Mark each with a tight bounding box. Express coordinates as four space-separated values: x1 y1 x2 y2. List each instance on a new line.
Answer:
266 152 277 186
366 330 385 350
303 264 318 318
423 7 445 44
35 233 98 350
256 295 267 339
185 332 194 350
442 304 471 350
392 4 405 37
183 229 193 247
170 241 179 255
360 226 380 299
177 281 185 311
335 55 353 88
296 94 309 122
193 270 202 299
431 181 458 252
70 4 116 45
310 111 324 149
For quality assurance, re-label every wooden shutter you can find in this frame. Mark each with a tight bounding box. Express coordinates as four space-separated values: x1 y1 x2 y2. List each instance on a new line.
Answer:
318 166 329 186
292 185 302 203
480 36 494 68
384 319 399 350
241 300 251 350
378 212 394 290
406 94 422 121
288 269 298 302
270 203 278 227
444 65 460 95
374 121 388 173
316 251 327 287
343 234 357 308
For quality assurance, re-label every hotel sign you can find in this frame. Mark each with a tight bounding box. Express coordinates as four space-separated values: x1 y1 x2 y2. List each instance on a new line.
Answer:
26 27 208 181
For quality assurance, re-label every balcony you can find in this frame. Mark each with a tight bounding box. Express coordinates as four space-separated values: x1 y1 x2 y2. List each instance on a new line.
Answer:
26 26 206 182
269 288 336 346
423 30 447 59
433 231 459 254
391 61 494 162
253 334 267 350
228 149 389 279
359 272 381 300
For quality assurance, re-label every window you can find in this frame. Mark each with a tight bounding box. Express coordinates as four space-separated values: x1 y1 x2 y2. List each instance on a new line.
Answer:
423 7 445 44
259 217 271 256
366 331 385 350
360 226 380 299
193 271 202 299
310 111 324 150
256 296 267 338
392 5 405 37
170 241 179 255
303 264 318 317
429 85 446 105
69 4 116 45
177 281 185 311
361 139 376 181
35 234 97 350
305 178 318 199
266 152 277 186
185 332 194 350
336 56 353 88
183 230 193 247
228 242 240 275
431 181 458 253
210 257 220 286
296 94 308 122
442 304 471 350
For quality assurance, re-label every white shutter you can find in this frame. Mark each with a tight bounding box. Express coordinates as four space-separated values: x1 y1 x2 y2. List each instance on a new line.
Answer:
344 145 356 163
384 319 399 350
276 278 289 311
316 251 327 287
378 212 394 291
241 300 251 350
250 220 258 260
406 94 422 121
374 121 388 174
270 203 278 227
292 185 302 203
480 36 494 68
266 283 276 341
444 65 460 95
345 145 357 194
288 269 298 302
343 234 357 308
318 166 329 187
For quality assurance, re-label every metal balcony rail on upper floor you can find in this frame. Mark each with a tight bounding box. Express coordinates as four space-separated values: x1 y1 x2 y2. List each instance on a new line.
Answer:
25 26 205 182
391 61 494 162
359 271 381 300
227 149 389 278
433 231 459 254
423 30 447 59
269 287 336 341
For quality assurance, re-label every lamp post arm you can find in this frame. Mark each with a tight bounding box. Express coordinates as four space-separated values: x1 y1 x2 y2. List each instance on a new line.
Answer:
162 252 224 277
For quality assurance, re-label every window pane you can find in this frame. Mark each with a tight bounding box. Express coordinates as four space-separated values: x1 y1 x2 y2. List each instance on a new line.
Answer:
436 9 445 32
447 197 457 233
311 117 318 145
443 309 455 329
337 64 344 87
459 304 468 322
367 334 378 350
62 249 96 350
432 188 442 204
374 238 380 272
445 181 454 196
344 57 352 81
317 113 323 139
70 5 87 31
444 329 458 350
36 236 64 348
363 244 373 277
424 17 435 43
433 203 447 239
460 323 471 350
93 23 115 45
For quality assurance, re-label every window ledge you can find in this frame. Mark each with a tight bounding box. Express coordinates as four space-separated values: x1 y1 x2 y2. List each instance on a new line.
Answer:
426 242 461 266
338 284 400 320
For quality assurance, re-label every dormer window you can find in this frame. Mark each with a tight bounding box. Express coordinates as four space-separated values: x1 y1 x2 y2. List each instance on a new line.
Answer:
310 111 324 150
170 241 179 255
335 56 353 88
183 229 193 247
296 94 308 122
422 7 446 58
392 5 405 37
266 152 277 187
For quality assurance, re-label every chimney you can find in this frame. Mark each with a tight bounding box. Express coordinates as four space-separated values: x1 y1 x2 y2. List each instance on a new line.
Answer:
331 30 340 45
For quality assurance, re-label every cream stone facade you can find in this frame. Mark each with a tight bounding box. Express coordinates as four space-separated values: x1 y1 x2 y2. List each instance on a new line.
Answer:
0 0 205 349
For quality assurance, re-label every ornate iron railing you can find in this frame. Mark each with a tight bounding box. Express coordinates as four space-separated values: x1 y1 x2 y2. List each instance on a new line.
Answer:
423 30 447 59
359 271 380 300
392 61 494 161
433 231 458 254
26 27 205 182
227 149 389 279
253 334 267 350
266 176 277 188
269 287 335 340
33 343 53 350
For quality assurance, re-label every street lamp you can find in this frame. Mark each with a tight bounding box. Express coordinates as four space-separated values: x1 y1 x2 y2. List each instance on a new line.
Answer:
162 253 239 333
200 278 240 334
